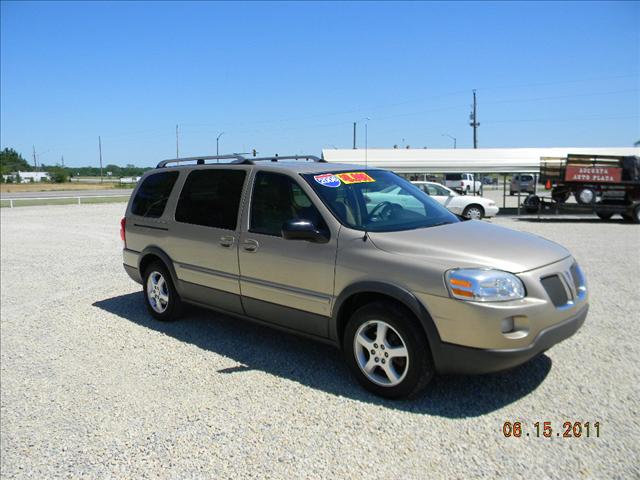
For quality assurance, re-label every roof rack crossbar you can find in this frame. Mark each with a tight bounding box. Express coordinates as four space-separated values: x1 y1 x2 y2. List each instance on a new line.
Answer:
157 154 247 168
250 155 326 163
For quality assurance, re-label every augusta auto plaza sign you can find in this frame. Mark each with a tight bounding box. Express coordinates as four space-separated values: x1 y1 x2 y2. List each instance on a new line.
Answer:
565 165 622 183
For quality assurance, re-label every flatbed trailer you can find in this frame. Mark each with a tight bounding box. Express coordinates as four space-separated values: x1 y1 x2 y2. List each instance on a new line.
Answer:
524 154 640 223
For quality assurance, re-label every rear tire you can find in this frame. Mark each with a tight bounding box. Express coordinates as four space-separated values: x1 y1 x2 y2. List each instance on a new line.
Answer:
596 212 613 220
623 205 640 224
524 194 540 214
343 301 434 399
143 261 182 321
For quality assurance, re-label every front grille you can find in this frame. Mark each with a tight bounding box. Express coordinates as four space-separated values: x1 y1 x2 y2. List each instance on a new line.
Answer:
541 275 569 307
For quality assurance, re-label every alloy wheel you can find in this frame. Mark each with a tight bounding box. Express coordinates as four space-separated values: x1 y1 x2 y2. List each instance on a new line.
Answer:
146 271 169 313
353 320 410 387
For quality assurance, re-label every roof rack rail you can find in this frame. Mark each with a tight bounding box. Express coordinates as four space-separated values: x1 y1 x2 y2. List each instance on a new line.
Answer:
249 155 326 164
157 154 247 168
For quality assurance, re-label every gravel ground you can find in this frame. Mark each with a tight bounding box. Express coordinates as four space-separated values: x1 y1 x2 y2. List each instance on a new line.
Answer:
1 204 639 479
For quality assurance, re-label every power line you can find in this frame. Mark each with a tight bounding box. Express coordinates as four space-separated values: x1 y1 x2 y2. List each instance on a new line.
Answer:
482 113 639 124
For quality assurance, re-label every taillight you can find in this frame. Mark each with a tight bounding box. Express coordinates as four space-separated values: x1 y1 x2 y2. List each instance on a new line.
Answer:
120 217 126 245
460 181 464 187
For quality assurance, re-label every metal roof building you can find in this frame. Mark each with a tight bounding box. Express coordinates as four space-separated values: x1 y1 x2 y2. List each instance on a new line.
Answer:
322 147 640 174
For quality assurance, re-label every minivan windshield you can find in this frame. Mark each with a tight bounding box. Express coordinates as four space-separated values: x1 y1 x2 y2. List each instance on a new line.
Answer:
303 170 459 232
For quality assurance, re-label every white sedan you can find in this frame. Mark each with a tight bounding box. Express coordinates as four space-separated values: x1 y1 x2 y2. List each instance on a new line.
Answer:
411 181 499 219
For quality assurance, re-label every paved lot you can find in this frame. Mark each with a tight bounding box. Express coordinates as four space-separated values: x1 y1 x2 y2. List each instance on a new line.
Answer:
1 204 639 478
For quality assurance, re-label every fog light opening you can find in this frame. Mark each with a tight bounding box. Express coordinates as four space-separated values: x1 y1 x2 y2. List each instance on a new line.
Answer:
501 317 515 334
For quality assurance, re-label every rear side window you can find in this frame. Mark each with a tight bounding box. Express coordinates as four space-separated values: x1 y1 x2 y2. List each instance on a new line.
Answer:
131 171 179 218
175 169 246 230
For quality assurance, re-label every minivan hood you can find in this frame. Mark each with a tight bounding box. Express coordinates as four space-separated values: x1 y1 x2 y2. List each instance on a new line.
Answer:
367 220 570 273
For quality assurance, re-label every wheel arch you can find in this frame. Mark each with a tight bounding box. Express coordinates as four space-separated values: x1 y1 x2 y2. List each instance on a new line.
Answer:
138 247 180 292
331 282 443 358
463 203 485 217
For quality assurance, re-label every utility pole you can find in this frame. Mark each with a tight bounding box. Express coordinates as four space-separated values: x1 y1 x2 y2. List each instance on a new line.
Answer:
176 124 179 159
442 134 457 149
61 155 65 167
364 117 370 168
32 145 37 171
353 122 357 149
470 89 480 149
98 136 103 183
216 131 225 157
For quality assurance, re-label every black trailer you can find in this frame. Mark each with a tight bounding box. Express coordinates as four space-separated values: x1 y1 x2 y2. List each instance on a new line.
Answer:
523 154 640 223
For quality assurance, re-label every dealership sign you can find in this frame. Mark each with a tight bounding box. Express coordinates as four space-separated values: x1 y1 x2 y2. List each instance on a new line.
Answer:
565 165 622 183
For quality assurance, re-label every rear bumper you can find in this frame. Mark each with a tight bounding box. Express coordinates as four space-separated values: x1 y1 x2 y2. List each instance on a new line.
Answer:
434 304 588 375
124 264 143 284
123 248 142 284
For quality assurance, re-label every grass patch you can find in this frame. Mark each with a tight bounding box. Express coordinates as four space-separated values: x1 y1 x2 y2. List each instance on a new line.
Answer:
1 196 129 208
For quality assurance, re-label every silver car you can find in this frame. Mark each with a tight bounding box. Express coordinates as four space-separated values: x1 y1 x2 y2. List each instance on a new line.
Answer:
510 174 537 195
121 155 588 399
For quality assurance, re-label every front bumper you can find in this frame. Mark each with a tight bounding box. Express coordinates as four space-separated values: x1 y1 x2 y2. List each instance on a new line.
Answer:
434 304 587 374
484 205 499 217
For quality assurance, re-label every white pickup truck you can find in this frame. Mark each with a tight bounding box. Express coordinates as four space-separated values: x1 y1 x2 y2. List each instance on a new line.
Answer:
444 173 482 194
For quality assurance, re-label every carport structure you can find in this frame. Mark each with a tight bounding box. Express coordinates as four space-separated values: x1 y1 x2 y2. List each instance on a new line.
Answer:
322 147 640 211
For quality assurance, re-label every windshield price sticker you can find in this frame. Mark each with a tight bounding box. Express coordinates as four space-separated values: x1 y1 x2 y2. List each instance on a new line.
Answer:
336 172 376 184
313 173 342 188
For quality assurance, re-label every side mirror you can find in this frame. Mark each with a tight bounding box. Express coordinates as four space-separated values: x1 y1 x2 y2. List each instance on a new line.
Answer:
282 219 328 243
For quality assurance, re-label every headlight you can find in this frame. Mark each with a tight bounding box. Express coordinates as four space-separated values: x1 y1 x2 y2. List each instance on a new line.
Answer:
445 269 525 302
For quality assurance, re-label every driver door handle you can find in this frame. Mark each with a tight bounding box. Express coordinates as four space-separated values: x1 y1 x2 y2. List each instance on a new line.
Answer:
219 235 235 248
242 239 259 252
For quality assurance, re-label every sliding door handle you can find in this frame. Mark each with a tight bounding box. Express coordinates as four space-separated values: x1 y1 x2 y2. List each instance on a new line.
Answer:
219 236 235 248
242 239 259 252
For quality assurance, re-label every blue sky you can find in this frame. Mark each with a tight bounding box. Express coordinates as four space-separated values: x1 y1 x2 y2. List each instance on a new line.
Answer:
1 1 638 167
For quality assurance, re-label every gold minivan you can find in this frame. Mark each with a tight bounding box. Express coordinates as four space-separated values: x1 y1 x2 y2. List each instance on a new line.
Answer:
122 155 588 398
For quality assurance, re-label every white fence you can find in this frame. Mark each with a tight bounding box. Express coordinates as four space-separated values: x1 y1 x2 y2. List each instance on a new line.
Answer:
2 194 131 208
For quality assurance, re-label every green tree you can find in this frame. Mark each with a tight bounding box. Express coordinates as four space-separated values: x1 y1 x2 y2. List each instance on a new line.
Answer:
48 166 68 183
0 148 31 175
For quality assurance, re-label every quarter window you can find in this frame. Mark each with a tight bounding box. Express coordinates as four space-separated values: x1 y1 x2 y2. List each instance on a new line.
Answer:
131 171 179 218
250 172 326 237
175 169 246 229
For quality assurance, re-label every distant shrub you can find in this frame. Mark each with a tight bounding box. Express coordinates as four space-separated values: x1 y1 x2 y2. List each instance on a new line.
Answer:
48 167 68 183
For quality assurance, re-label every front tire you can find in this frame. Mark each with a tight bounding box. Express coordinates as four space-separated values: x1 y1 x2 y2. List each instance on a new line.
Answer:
143 261 182 321
343 302 434 399
463 204 484 220
575 188 596 205
596 212 613 220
